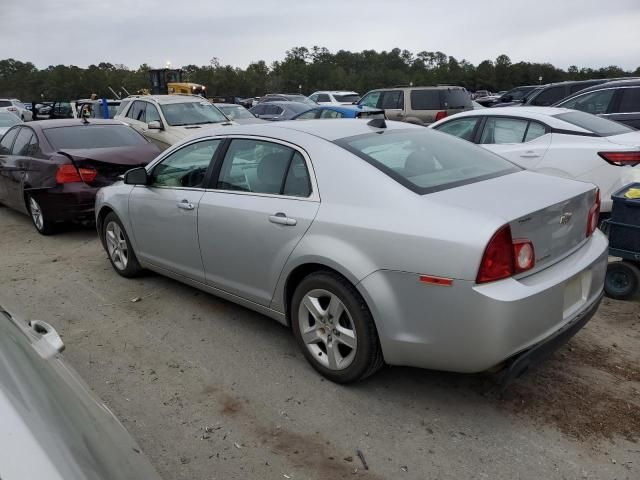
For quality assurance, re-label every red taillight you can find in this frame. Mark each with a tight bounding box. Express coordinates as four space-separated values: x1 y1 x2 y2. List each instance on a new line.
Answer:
586 189 601 237
477 225 536 284
55 164 97 184
598 151 640 166
434 111 448 122
7 107 17 112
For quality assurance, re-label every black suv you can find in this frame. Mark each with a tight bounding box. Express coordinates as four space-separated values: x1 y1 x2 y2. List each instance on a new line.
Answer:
553 79 640 129
520 79 612 107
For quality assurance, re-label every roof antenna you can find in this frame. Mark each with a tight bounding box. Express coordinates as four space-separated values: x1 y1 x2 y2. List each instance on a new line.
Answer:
367 118 387 129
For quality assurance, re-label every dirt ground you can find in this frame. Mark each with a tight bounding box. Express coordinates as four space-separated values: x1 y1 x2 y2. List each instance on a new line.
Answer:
1 206 638 480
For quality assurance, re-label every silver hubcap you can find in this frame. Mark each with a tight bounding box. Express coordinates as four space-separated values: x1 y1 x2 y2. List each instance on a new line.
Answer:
298 289 357 370
105 221 128 270
29 197 43 230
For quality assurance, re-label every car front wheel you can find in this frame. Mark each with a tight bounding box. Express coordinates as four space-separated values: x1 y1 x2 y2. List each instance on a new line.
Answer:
103 212 142 278
291 271 384 383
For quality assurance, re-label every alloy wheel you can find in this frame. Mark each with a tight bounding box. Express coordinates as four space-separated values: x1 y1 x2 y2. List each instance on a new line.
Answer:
29 197 44 231
297 288 357 370
105 221 129 271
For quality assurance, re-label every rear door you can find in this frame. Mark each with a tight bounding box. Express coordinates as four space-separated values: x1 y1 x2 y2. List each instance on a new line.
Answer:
128 138 223 281
198 137 319 306
0 127 19 204
380 90 405 121
606 86 640 129
477 116 551 169
3 127 39 209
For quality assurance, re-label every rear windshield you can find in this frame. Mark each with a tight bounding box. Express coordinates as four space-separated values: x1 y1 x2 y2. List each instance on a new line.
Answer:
0 100 12 107
443 89 472 108
554 111 633 137
218 105 253 120
44 124 148 150
335 129 519 194
334 94 360 103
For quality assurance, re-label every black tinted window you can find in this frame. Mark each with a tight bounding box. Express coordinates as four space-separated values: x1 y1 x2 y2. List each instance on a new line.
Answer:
530 86 566 106
381 91 403 109
316 94 331 102
334 94 360 103
12 128 34 155
0 100 11 107
410 90 440 110
554 111 633 136
443 89 472 108
569 82 599 94
43 125 148 149
0 127 19 154
618 87 640 113
282 152 311 197
127 101 146 122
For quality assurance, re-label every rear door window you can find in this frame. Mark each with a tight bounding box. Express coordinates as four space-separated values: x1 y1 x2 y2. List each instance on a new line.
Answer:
11 128 35 156
480 117 529 144
559 89 615 115
316 94 331 102
434 117 479 141
530 86 565 106
127 101 146 122
320 109 344 119
0 127 19 154
617 87 640 113
442 89 472 108
553 111 633 136
410 90 440 110
524 122 547 142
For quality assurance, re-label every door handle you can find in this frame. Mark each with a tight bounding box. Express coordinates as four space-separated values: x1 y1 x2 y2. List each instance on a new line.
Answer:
177 199 195 210
520 151 541 158
269 212 297 226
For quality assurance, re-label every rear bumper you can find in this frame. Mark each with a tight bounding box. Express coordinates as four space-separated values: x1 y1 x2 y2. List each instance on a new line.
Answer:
357 230 609 373
30 184 98 222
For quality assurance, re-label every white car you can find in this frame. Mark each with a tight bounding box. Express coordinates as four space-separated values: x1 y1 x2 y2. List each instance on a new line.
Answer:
0 111 23 136
0 99 33 121
309 91 360 105
114 95 234 150
430 106 640 212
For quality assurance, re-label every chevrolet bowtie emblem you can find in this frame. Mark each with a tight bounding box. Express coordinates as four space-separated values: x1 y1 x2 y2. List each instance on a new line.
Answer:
559 212 573 224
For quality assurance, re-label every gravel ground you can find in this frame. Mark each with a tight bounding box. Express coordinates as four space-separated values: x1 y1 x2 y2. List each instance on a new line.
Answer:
1 206 638 480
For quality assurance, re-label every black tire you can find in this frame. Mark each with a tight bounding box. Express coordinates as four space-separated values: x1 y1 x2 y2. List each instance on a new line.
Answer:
604 261 640 301
27 194 56 235
291 271 384 383
102 212 142 278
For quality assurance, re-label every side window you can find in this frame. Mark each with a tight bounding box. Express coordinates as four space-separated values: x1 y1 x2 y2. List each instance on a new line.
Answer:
316 94 331 102
480 117 529 144
296 110 319 120
560 89 615 115
145 103 161 123
381 91 403 109
217 139 309 196
530 86 565 106
283 152 311 197
410 90 441 110
12 128 35 155
524 122 547 142
309 94 319 102
320 109 344 119
0 127 19 154
359 91 381 108
251 105 265 115
435 117 479 142
617 88 640 113
115 100 130 116
127 101 146 122
151 139 221 188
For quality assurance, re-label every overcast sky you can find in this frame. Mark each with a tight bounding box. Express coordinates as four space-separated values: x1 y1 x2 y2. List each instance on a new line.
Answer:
2 0 639 70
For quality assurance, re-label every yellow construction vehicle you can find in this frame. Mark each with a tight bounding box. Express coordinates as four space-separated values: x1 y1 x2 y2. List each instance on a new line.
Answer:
148 68 206 96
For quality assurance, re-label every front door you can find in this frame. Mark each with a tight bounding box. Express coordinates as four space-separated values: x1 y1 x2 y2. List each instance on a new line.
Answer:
128 138 223 282
198 137 319 306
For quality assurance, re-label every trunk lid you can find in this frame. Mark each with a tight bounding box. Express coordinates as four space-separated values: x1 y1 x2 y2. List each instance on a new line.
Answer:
604 131 640 148
59 144 159 186
429 171 597 273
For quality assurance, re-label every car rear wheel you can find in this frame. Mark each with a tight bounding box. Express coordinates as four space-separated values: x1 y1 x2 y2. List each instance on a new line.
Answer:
604 261 640 300
103 212 142 278
291 271 384 383
28 195 55 235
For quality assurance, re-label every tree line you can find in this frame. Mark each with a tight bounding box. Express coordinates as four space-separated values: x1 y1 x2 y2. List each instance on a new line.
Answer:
1 46 638 101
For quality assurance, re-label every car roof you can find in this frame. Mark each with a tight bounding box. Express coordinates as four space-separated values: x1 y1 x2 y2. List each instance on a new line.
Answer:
315 105 381 113
125 95 205 105
312 91 359 95
368 85 465 92
25 119 125 130
560 78 640 95
432 106 592 132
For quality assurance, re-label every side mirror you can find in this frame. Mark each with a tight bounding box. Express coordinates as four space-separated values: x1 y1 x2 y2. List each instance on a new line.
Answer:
147 120 163 130
124 167 149 185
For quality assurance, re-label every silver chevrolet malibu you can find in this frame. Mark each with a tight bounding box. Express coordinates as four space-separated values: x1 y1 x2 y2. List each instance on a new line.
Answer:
95 119 608 384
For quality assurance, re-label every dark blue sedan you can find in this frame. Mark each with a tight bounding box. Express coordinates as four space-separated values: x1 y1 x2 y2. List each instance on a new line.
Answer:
292 104 385 120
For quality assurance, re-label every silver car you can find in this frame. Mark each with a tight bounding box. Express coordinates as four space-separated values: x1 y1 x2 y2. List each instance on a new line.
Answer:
95 119 608 383
0 303 162 479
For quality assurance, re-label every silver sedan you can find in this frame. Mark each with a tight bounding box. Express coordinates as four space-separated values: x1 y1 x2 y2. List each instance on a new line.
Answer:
95 119 608 383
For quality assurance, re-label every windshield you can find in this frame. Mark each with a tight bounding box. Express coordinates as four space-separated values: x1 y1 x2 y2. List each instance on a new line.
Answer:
218 105 253 120
44 124 148 150
0 113 20 127
334 94 360 103
160 101 227 126
554 111 633 137
335 129 519 194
